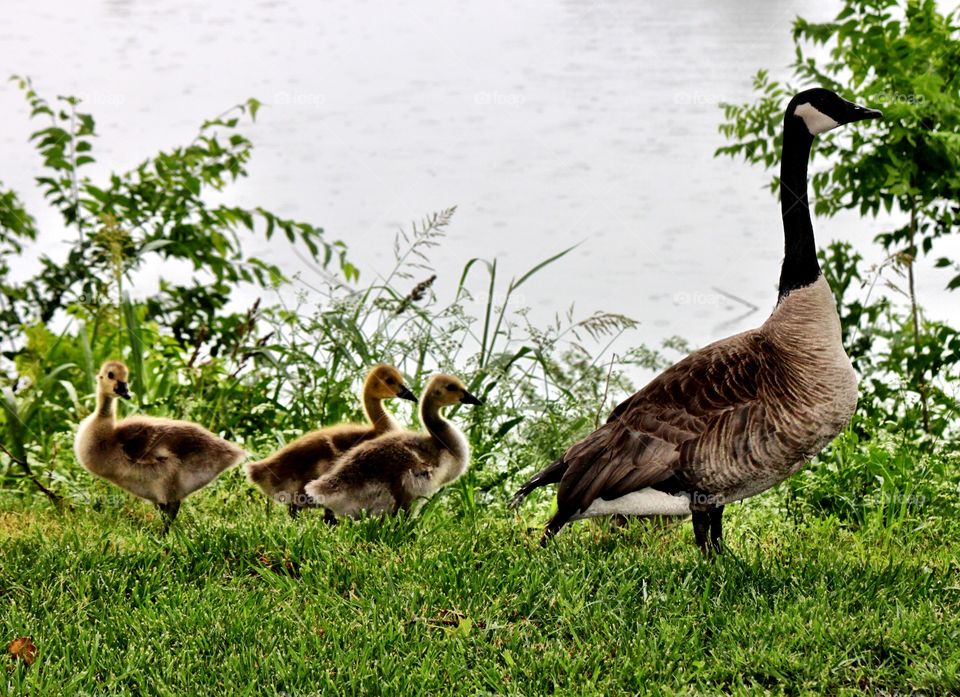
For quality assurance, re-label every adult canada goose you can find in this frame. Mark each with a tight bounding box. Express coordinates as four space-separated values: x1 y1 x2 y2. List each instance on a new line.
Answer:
245 364 417 519
512 88 881 553
74 360 245 532
304 374 481 518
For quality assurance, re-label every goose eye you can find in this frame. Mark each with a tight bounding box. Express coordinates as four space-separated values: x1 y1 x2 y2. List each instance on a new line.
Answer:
107 371 114 379
446 384 458 392
386 377 396 385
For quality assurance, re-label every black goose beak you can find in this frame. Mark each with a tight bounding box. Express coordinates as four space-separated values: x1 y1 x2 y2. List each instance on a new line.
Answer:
842 100 882 124
114 381 132 400
396 385 418 403
460 391 483 406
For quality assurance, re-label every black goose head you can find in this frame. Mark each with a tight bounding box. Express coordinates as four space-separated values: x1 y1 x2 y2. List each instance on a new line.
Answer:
786 88 882 136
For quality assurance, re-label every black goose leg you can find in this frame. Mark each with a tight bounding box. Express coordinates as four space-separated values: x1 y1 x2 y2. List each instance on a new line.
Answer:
323 508 338 526
709 505 725 553
287 502 302 519
540 508 574 547
692 510 711 554
157 500 181 534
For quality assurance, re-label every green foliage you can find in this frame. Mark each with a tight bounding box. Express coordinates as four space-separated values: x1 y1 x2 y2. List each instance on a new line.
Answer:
786 421 960 529
716 0 960 438
4 76 352 357
0 184 38 340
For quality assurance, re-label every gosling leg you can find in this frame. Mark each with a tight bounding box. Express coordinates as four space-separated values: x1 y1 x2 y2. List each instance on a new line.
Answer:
692 510 712 555
157 500 181 535
709 505 725 553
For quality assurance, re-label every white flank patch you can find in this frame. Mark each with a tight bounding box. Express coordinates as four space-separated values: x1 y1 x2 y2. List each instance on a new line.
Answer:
573 488 692 520
794 102 839 135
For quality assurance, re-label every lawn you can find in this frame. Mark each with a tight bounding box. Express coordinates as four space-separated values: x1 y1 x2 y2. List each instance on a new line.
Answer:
2 470 958 695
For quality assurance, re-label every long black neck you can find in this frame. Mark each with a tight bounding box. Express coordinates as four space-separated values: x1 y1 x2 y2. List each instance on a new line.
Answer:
777 117 820 302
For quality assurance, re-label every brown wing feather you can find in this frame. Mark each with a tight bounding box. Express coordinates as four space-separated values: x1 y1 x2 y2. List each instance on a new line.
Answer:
311 433 435 510
115 417 243 469
246 424 373 492
556 330 774 514
114 420 170 464
330 433 435 487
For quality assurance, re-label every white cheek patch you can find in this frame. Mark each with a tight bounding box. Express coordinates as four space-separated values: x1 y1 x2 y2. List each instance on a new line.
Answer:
795 102 840 135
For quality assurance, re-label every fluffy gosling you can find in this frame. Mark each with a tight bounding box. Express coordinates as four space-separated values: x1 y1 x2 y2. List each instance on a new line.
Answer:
245 364 417 519
305 373 481 517
74 360 245 532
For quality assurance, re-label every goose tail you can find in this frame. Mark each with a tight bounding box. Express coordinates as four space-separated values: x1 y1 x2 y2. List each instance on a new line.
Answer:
510 458 567 509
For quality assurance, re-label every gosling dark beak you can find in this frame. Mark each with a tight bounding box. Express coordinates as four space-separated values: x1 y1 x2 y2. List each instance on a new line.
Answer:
396 385 418 403
114 381 132 400
460 391 483 406
842 99 882 124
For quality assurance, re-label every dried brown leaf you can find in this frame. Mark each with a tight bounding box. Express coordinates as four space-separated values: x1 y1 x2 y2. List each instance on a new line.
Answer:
7 636 37 665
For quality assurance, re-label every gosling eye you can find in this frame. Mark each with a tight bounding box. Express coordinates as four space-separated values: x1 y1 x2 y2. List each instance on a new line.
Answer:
107 371 114 380
446 384 458 392
386 377 396 386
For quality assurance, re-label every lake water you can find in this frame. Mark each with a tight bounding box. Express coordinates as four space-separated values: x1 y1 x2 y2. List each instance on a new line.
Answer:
2 0 957 356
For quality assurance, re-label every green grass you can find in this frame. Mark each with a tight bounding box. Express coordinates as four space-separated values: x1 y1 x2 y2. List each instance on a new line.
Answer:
2 472 959 696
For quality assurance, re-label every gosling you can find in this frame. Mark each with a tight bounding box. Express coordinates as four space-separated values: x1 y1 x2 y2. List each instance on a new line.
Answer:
74 360 246 532
304 373 481 518
245 364 417 519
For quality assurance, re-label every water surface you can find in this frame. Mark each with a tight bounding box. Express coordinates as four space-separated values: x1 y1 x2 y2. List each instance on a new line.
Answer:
2 0 956 354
